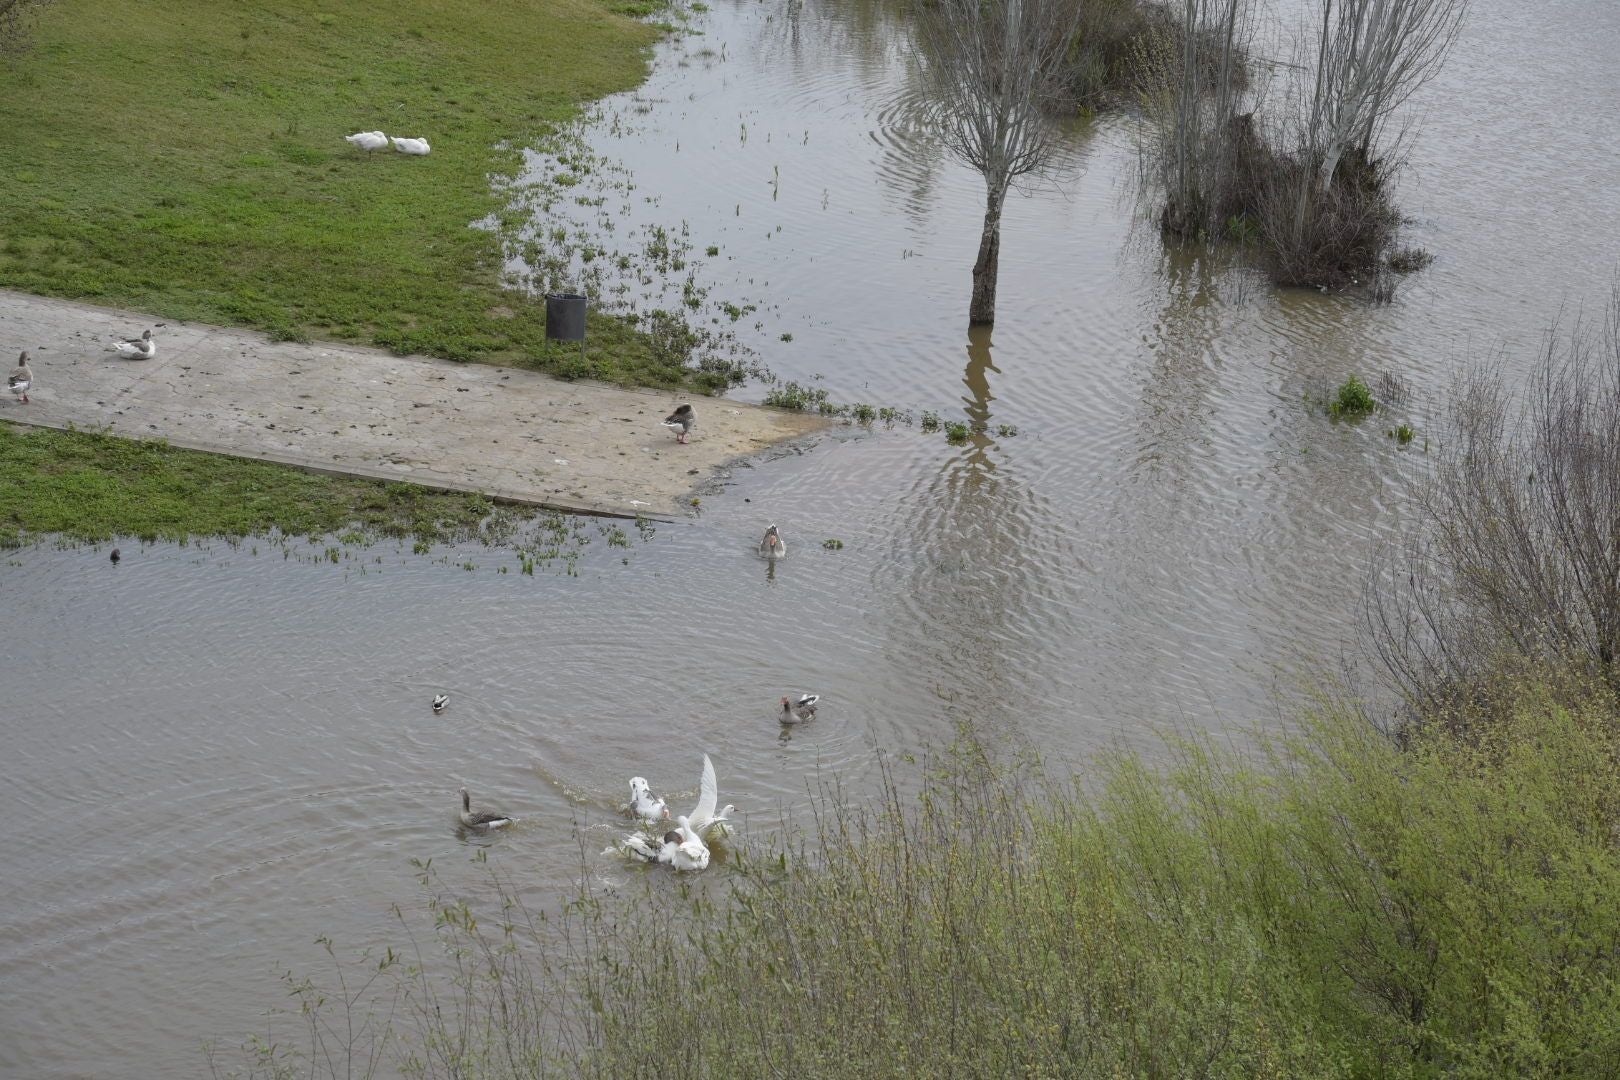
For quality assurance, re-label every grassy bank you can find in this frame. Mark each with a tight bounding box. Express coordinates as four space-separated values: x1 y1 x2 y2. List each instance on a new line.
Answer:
0 422 537 547
236 678 1620 1078
0 0 707 388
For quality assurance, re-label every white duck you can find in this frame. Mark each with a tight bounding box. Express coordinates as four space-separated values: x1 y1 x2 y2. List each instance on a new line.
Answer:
628 776 669 825
622 827 684 865
458 786 513 829
780 693 820 724
344 130 389 153
432 693 449 714
9 352 33 404
671 815 711 871
112 330 156 360
683 753 735 841
759 524 786 560
391 136 431 156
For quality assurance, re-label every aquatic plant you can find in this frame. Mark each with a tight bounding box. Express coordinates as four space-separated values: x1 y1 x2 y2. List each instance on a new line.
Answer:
1328 375 1375 418
944 420 972 443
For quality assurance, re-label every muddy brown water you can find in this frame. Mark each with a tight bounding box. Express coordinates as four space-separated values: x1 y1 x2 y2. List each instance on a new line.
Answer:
4 0 1618 1074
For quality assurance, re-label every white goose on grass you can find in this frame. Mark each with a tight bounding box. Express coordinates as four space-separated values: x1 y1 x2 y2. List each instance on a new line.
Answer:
9 352 33 404
628 775 669 825
112 330 156 360
344 130 389 153
391 136 431 156
458 786 513 829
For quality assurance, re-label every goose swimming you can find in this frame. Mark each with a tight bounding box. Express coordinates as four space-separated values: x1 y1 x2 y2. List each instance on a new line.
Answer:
780 693 819 723
759 524 786 559
112 330 156 360
671 815 711 871
458 786 513 829
8 352 33 404
432 693 449 714
662 403 695 444
344 130 389 153
628 776 669 825
622 828 684 865
683 753 735 840
391 136 431 156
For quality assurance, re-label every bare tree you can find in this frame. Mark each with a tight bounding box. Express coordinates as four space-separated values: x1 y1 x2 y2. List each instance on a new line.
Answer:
1302 0 1467 196
1366 281 1620 722
912 0 1083 325
1139 0 1252 238
1 0 54 60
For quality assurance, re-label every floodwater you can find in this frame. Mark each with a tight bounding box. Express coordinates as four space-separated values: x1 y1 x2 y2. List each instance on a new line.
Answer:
4 0 1618 1074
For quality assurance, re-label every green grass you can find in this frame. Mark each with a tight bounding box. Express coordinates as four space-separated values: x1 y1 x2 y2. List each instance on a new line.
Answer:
0 422 526 546
0 0 707 389
1329 374 1376 418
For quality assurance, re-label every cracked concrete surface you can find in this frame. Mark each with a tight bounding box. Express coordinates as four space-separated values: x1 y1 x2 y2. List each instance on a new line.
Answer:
1 290 826 517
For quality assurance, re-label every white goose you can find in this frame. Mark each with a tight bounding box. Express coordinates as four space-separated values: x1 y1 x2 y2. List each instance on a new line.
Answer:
391 136 431 156
344 130 389 153
671 815 710 871
684 753 735 841
458 786 513 829
628 776 669 825
759 524 786 560
623 827 683 865
9 352 33 404
112 330 156 360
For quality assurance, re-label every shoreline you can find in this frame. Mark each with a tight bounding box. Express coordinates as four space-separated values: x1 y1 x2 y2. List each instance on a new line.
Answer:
1 289 828 521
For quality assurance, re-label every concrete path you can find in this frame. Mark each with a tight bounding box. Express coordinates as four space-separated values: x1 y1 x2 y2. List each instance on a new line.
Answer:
0 290 825 518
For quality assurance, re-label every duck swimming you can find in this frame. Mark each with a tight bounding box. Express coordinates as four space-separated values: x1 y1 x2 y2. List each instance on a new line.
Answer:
432 693 449 714
458 787 513 829
759 524 786 559
628 776 669 825
780 693 820 723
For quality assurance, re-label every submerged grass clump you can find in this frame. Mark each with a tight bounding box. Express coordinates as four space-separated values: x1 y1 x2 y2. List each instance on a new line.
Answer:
241 680 1620 1078
1327 374 1376 418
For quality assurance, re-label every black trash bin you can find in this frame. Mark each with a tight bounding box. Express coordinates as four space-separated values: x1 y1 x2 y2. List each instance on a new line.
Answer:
544 292 588 342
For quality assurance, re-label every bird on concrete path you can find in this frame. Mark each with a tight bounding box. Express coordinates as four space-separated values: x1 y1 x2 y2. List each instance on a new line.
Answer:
112 330 156 360
663 403 695 444
8 352 33 404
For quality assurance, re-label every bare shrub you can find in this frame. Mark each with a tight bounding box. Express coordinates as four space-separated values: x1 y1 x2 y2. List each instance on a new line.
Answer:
1367 282 1620 728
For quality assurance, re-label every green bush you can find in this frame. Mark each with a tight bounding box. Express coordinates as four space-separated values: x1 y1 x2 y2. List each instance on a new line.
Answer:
245 681 1620 1079
1330 374 1376 417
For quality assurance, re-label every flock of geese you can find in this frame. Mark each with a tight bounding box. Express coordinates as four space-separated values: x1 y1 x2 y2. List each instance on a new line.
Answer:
446 692 821 873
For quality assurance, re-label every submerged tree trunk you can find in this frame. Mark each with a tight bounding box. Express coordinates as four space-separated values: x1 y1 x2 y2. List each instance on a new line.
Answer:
970 183 1007 325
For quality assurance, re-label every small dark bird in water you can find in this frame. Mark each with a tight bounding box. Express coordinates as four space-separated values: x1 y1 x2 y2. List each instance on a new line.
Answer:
458 786 513 829
432 693 449 714
781 693 820 723
662 403 695 444
109 548 121 564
